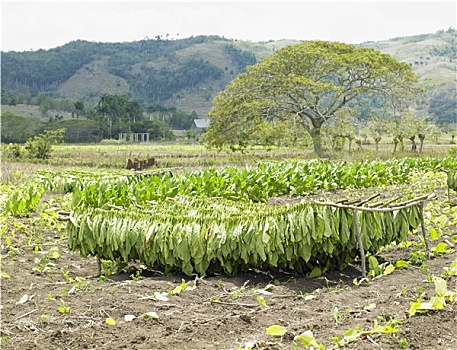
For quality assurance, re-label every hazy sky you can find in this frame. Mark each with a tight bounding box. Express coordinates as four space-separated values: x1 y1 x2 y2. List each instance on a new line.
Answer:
2 1 456 52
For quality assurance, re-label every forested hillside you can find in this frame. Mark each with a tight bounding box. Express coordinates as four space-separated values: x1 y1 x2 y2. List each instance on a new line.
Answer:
359 28 456 125
1 35 261 117
1 29 456 123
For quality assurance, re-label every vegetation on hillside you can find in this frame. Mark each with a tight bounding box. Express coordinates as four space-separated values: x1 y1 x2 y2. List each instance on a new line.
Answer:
1 35 259 116
1 30 455 123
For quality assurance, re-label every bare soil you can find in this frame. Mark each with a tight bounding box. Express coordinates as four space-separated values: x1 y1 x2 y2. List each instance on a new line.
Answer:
1 185 456 350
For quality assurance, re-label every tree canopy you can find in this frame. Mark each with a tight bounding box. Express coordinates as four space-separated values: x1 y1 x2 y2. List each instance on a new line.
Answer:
203 40 420 155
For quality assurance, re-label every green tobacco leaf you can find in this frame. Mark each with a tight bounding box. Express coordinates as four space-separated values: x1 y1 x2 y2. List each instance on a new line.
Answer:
433 277 447 297
266 325 287 336
142 311 159 320
308 266 322 278
395 260 409 268
447 258 457 276
105 317 116 325
256 296 268 307
341 328 360 344
432 242 448 255
383 264 395 276
408 299 423 317
294 330 320 348
368 256 380 276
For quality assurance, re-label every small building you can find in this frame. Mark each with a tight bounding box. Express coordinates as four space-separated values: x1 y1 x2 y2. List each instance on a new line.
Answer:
191 119 210 131
118 133 150 143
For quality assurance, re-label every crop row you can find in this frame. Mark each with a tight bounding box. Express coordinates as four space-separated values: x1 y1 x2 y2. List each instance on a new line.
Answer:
67 196 421 276
37 157 457 208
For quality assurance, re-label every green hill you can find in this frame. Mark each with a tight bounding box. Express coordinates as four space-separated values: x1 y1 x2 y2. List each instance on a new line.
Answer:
1 29 456 123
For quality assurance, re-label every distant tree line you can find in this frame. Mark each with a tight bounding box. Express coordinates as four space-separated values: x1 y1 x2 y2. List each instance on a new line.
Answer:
1 93 202 144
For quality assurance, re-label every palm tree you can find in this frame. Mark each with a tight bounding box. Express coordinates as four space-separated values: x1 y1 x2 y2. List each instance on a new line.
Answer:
72 100 85 120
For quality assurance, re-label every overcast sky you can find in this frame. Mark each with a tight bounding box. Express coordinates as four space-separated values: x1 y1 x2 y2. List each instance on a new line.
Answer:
2 1 456 52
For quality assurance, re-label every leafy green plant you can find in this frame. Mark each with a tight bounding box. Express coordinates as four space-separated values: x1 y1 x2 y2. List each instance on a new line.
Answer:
332 320 399 347
408 276 456 317
432 242 452 256
368 256 396 277
168 279 196 295
266 325 287 337
294 330 325 349
105 318 116 325
409 249 426 266
0 336 10 345
32 249 58 275
58 300 70 314
3 183 45 217
38 314 50 324
442 257 457 277
142 311 159 320
398 338 408 348
24 128 66 159
256 296 268 307
130 269 144 281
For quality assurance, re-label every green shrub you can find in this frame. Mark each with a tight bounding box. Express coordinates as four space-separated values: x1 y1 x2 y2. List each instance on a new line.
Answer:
24 129 66 159
2 143 23 159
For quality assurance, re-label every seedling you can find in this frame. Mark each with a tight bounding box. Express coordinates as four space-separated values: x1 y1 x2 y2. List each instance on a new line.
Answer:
294 330 325 349
130 269 144 281
398 338 408 348
332 307 340 324
229 286 246 300
58 300 70 314
168 279 196 295
38 314 49 324
409 249 426 266
408 277 456 317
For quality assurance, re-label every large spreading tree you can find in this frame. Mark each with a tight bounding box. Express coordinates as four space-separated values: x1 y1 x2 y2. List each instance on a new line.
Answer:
203 40 420 155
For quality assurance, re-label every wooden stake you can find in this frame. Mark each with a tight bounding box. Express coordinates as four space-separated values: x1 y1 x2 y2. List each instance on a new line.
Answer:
97 256 102 276
419 202 431 259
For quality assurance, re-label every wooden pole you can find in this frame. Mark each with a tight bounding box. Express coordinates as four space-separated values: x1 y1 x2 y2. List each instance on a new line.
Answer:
97 256 102 276
419 202 431 259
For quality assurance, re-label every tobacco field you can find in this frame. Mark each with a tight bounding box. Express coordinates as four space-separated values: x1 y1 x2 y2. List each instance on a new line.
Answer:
1 156 456 349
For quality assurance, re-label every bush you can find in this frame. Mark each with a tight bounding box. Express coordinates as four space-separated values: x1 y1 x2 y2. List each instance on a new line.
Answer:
2 143 23 159
24 129 66 159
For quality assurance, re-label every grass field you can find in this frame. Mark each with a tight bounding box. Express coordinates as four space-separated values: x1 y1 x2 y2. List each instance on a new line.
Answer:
3 136 455 172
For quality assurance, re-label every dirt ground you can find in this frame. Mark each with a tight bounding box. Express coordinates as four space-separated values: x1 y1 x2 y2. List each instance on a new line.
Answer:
1 166 456 350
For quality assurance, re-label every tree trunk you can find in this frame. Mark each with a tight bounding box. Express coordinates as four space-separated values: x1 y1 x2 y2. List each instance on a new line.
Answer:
355 139 363 151
393 137 398 153
310 127 324 156
418 134 425 153
409 136 417 152
374 137 381 152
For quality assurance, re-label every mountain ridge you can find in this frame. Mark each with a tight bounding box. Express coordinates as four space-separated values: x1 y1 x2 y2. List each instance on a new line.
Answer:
1 29 456 123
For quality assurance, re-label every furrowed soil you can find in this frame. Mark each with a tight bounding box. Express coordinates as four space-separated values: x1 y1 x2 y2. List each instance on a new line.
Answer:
1 175 456 349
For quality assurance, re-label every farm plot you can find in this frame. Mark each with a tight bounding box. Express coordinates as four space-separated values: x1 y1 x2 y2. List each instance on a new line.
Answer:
1 157 456 349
